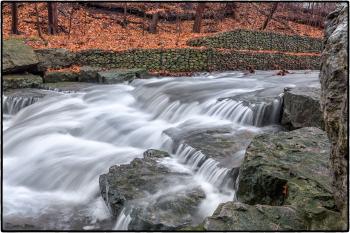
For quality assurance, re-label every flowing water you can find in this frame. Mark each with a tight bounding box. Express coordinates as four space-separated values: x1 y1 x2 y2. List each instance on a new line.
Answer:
2 70 320 230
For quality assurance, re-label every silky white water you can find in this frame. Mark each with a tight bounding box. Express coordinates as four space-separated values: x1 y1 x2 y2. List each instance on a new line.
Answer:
2 70 320 230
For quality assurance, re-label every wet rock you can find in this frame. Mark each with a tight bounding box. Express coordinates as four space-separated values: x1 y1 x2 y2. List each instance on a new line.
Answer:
204 202 305 231
320 4 348 221
35 48 76 72
43 71 79 83
97 68 149 84
129 187 205 231
99 149 205 230
282 87 324 129
3 39 39 74
3 74 43 90
236 127 343 230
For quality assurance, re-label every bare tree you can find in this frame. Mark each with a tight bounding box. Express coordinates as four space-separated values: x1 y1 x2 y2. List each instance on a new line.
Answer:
48 2 58 34
11 3 19 34
193 3 205 33
261 2 278 30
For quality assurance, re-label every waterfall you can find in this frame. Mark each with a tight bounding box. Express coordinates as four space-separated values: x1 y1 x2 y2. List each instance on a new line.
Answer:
174 144 232 188
3 95 41 115
2 70 320 230
114 208 132 230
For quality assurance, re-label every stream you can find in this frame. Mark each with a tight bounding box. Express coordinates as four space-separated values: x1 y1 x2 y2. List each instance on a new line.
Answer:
2 70 320 230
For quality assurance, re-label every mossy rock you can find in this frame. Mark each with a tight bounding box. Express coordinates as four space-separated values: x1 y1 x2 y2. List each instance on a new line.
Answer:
3 74 42 90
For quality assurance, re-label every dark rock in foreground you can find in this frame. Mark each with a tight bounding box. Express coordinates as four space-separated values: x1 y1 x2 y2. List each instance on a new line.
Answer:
3 74 43 90
320 4 348 223
99 149 205 230
203 128 343 231
230 127 342 230
3 39 39 74
282 87 324 129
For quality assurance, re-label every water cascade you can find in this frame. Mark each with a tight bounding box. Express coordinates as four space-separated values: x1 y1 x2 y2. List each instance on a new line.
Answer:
2 71 320 230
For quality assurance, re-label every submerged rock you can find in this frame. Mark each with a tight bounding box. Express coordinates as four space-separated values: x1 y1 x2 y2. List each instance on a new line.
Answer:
3 39 39 74
99 149 205 230
282 87 324 129
235 127 342 230
3 74 42 90
320 4 348 222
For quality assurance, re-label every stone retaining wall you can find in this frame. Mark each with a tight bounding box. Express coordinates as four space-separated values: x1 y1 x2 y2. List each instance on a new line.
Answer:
187 29 323 53
35 48 320 72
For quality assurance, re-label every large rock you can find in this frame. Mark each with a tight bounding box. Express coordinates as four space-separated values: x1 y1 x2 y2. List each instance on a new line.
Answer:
99 149 205 230
235 127 343 230
3 74 43 90
282 87 324 129
3 39 39 74
320 4 348 221
35 48 76 72
204 202 305 231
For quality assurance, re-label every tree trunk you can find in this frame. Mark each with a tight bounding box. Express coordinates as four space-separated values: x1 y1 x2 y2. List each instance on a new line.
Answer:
122 2 128 28
225 2 236 19
192 3 205 33
34 3 45 42
149 12 159 34
11 3 19 34
48 2 58 34
260 2 278 30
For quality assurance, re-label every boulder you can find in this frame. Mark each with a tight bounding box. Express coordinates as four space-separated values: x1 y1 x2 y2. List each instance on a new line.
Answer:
99 149 205 230
236 127 343 230
43 71 79 83
3 39 39 74
3 74 42 90
35 48 76 72
320 4 348 221
204 202 305 231
282 87 324 129
97 68 149 84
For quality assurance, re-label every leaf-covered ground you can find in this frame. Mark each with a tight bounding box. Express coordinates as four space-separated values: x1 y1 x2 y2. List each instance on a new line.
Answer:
2 3 324 52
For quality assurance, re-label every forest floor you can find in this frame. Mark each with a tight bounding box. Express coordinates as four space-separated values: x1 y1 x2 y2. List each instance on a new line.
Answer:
2 3 324 52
